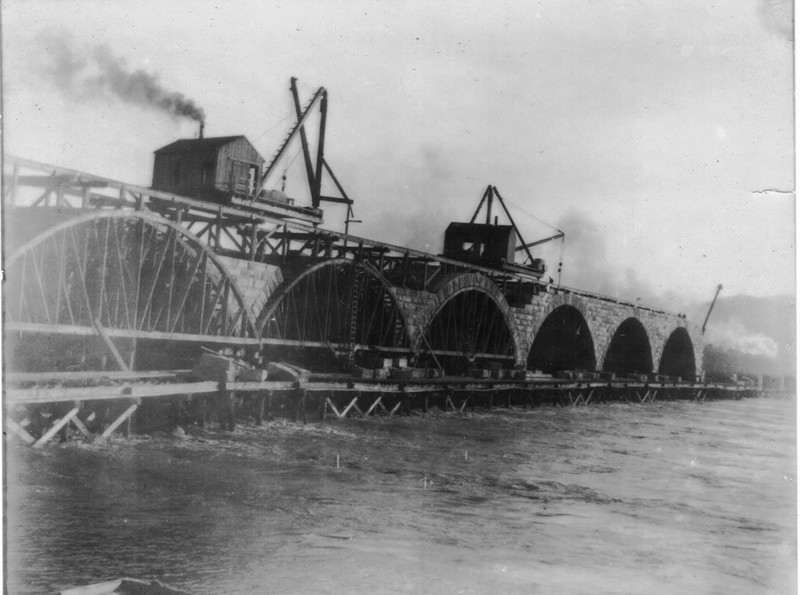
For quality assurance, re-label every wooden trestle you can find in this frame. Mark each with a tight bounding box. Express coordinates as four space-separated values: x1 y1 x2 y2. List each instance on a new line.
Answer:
6 369 779 448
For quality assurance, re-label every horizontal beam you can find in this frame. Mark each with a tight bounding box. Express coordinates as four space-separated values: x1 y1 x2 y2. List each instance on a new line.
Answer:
7 381 219 405
15 175 109 188
229 196 322 223
6 373 757 405
6 322 261 346
426 349 515 360
5 322 417 354
6 369 191 385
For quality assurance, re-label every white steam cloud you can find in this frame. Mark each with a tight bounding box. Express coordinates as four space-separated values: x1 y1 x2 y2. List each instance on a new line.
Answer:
705 320 779 358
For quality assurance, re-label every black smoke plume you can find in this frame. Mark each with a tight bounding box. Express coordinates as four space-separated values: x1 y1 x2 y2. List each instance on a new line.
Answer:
38 32 205 124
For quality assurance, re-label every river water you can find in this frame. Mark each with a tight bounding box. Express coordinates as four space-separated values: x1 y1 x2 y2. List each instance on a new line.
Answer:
5 396 796 594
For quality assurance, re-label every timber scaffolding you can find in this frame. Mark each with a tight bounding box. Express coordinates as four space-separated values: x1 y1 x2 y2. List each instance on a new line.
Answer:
4 79 794 447
5 367 789 448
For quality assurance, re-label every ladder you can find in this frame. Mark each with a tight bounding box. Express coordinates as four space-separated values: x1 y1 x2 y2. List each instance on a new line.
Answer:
346 265 365 364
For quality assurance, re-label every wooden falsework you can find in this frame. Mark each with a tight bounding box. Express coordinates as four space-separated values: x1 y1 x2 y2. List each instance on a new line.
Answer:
7 381 217 405
364 396 383 417
6 322 262 346
5 156 686 383
7 420 36 444
5 374 757 407
92 318 130 372
101 404 139 438
5 211 258 355
6 369 190 384
33 407 79 448
70 414 93 439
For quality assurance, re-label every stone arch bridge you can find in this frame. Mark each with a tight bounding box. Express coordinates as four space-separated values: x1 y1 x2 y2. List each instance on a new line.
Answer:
223 259 702 381
3 157 702 381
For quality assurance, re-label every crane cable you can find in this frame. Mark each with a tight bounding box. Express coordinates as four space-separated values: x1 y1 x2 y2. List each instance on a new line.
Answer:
503 196 565 283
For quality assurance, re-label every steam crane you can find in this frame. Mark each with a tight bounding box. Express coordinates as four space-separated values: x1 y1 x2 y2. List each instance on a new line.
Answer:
442 185 562 279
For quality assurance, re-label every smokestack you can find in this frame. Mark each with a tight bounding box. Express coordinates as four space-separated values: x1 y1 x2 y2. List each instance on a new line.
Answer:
199 121 205 139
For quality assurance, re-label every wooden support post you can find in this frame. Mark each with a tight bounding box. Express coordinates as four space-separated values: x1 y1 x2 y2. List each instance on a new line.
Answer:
7 420 36 445
215 208 222 250
124 414 131 438
101 404 138 439
34 408 79 448
388 401 402 417
70 414 93 439
227 391 237 430
301 390 308 424
365 396 382 417
197 396 208 427
127 340 137 371
339 396 360 418
92 319 130 372
256 393 266 425
325 397 342 418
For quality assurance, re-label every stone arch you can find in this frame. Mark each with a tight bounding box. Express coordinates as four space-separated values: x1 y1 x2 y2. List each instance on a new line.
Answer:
658 327 697 380
603 317 653 375
527 305 597 373
416 272 522 367
257 258 412 352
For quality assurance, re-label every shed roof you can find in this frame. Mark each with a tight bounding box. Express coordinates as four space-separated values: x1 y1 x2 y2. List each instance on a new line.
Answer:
154 135 249 155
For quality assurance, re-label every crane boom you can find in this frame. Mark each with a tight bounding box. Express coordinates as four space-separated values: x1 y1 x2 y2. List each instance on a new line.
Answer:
701 284 723 334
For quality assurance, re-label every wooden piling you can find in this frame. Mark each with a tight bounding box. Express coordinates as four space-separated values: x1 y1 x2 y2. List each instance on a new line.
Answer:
256 393 266 425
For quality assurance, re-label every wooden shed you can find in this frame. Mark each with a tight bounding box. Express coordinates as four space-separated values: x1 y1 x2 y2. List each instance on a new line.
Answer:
152 136 265 203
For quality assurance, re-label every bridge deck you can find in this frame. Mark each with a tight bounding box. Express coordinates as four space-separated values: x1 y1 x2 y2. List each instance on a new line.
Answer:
6 369 767 406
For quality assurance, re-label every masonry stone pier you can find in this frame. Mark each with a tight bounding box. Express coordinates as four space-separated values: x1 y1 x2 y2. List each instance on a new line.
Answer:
248 260 703 380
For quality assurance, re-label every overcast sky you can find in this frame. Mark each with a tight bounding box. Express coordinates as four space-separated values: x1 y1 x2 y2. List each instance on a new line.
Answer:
3 0 794 308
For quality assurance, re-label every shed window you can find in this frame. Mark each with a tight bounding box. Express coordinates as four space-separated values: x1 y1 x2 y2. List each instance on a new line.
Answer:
202 162 213 184
247 166 258 195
